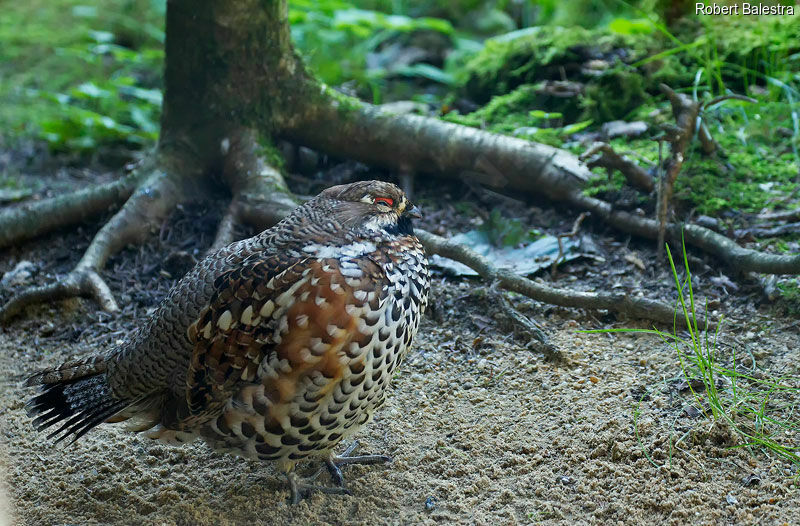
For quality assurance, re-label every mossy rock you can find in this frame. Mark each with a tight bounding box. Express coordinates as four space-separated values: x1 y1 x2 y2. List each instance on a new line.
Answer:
462 26 659 113
460 18 799 123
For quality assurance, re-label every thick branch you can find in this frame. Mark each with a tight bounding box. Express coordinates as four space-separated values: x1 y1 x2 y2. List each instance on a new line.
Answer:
417 230 694 327
276 91 800 276
279 90 592 201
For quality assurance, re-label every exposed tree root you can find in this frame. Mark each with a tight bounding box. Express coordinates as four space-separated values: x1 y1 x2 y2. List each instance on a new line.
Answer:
281 90 592 201
220 129 298 229
1 154 197 323
1 128 299 324
567 192 800 274
209 131 298 251
0 160 150 249
0 269 117 322
210 201 240 251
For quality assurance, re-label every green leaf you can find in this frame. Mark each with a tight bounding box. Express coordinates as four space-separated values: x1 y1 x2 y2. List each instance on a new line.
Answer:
395 64 455 86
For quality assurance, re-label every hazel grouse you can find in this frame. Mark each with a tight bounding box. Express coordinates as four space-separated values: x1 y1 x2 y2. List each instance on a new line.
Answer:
24 180 430 503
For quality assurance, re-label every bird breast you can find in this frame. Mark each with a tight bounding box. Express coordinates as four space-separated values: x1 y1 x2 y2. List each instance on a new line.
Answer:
201 236 429 462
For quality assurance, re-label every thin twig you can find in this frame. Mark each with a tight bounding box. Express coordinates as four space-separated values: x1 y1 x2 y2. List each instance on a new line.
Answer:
552 212 589 278
488 283 561 360
657 84 701 258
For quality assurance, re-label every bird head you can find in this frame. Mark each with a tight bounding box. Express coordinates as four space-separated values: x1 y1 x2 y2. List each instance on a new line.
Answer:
317 180 421 237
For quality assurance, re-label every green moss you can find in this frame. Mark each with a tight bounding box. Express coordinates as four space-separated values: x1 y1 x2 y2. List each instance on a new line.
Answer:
459 16 799 124
674 104 800 216
776 278 800 315
583 170 627 197
256 141 286 172
443 84 541 133
461 26 660 122
442 84 595 147
581 67 647 122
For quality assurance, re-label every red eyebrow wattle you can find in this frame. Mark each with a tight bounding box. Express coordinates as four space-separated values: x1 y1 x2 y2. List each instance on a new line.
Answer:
374 197 393 206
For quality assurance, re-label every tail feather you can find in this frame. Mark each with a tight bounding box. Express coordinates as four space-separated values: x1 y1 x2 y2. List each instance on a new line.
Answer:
24 356 107 387
24 356 131 443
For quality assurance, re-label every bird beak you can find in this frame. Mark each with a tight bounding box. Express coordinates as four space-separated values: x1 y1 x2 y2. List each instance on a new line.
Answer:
404 204 422 219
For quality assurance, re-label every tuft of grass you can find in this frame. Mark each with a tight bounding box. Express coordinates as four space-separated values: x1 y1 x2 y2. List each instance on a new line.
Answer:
584 236 800 469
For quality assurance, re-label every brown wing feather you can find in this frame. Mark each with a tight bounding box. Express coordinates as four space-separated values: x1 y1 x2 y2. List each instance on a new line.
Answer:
182 253 388 427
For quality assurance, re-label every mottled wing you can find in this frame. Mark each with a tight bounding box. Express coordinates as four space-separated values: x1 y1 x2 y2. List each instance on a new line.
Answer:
183 252 389 426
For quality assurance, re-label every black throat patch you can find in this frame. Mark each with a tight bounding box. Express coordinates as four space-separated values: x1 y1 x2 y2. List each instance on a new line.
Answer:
384 216 414 236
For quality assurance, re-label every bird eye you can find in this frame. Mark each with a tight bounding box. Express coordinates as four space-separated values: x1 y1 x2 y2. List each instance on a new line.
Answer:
374 197 394 207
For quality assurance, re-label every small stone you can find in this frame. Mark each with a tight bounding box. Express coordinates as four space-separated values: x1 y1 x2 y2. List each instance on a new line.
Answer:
589 376 599 384
726 494 738 505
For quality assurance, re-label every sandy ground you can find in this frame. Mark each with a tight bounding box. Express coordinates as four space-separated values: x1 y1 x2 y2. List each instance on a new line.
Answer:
1 195 800 525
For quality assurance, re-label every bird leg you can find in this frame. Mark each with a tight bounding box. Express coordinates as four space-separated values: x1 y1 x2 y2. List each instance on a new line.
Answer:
287 441 392 503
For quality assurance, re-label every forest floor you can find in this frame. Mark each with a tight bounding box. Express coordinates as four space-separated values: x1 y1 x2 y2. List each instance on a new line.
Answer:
1 160 799 525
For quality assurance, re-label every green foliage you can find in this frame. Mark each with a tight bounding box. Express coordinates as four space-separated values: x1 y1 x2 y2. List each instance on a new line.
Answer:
776 279 800 315
36 43 163 151
0 0 164 151
289 1 456 102
478 209 541 248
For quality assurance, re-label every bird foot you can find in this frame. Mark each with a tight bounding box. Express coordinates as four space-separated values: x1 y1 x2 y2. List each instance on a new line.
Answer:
285 472 353 505
322 440 393 486
287 440 392 504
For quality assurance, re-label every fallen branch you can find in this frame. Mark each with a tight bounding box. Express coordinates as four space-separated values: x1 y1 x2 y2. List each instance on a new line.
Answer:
280 89 592 202
231 192 689 327
416 230 697 327
756 208 800 223
734 222 800 239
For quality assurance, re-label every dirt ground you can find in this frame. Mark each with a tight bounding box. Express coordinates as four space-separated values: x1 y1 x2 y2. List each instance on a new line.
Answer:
1 172 799 525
